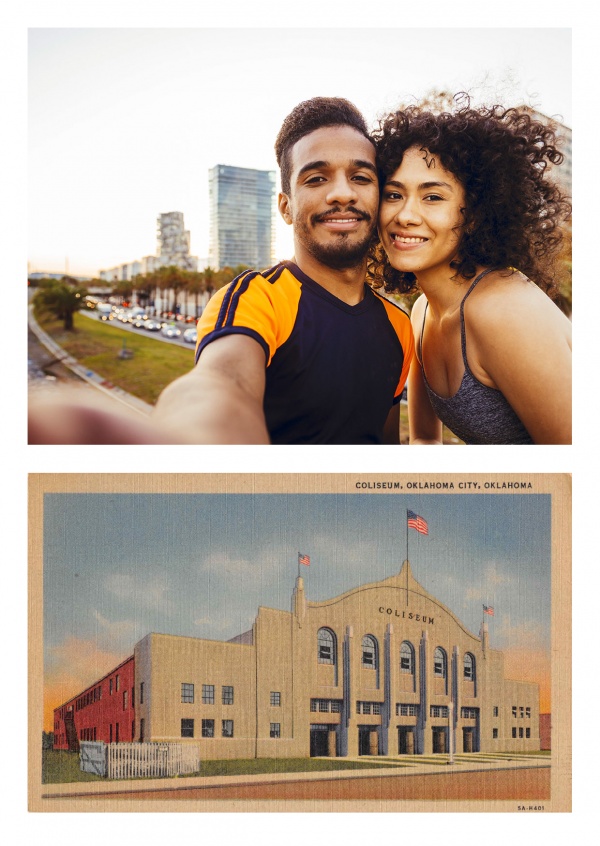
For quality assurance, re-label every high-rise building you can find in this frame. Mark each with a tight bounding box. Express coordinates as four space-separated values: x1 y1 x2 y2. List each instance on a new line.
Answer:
208 165 276 270
98 211 198 282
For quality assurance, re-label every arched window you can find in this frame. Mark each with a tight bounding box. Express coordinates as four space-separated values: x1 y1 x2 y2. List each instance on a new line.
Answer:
400 641 415 674
362 635 378 669
434 647 447 678
317 628 336 665
464 652 475 681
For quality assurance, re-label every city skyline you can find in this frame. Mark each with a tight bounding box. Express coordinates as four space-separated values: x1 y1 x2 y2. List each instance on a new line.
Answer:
28 27 571 277
43 490 552 730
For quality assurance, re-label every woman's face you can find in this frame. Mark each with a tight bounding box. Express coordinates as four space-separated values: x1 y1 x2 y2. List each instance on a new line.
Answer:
378 146 467 280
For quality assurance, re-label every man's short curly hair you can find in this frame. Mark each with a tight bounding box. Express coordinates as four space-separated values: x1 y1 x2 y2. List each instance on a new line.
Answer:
275 97 371 195
367 98 571 296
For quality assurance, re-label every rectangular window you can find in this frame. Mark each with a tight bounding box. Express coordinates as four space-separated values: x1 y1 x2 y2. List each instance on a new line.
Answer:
519 727 524 738
493 728 498 739
181 718 194 738
222 720 234 738
430 705 449 718
526 707 531 719
318 643 332 663
519 706 524 719
181 683 195 703
110 679 113 695
140 682 144 705
123 690 128 711
512 706 517 718
115 722 119 743
512 727 517 738
526 728 531 738
270 691 281 707
116 675 120 692
397 703 418 717
493 706 499 717
202 684 215 705
222 686 234 705
201 719 214 738
330 701 341 713
270 723 281 738
461 707 478 719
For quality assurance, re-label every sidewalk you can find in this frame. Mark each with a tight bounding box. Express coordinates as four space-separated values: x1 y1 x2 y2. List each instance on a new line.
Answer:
28 306 152 416
42 753 551 799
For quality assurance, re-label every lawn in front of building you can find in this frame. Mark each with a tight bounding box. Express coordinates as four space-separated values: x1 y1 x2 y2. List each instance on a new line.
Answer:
42 749 408 784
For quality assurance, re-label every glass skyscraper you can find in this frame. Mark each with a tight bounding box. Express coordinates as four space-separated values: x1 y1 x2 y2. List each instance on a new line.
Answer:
208 165 276 270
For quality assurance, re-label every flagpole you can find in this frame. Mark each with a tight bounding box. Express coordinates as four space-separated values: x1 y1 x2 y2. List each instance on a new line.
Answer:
406 510 409 606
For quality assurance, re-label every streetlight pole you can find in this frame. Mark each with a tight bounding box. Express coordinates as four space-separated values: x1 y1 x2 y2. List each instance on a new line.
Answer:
448 701 454 765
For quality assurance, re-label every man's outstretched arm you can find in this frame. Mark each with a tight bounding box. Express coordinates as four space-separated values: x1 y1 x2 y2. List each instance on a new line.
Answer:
28 335 270 445
152 334 269 443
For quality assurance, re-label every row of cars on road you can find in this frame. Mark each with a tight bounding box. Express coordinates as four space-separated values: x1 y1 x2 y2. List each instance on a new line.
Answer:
96 304 198 344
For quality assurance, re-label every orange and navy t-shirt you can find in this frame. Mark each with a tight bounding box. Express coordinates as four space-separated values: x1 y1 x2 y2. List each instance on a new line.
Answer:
196 260 414 444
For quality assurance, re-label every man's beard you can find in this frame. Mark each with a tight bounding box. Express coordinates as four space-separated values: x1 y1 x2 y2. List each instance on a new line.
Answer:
296 209 375 270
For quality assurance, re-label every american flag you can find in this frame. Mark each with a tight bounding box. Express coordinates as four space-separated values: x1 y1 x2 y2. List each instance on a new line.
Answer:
298 552 310 567
407 510 428 535
483 605 495 616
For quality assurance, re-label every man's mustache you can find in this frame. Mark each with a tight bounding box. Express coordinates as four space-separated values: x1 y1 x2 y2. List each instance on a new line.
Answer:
311 206 372 225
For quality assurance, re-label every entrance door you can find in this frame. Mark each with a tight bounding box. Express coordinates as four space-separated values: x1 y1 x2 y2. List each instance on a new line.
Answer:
463 727 475 752
358 727 379 755
398 727 415 754
432 727 447 753
310 728 329 757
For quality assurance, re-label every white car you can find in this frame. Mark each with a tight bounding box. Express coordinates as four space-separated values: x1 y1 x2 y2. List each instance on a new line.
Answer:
183 328 197 344
161 323 181 339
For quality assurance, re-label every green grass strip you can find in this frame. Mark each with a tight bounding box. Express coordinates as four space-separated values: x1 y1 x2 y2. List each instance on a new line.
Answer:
38 313 195 405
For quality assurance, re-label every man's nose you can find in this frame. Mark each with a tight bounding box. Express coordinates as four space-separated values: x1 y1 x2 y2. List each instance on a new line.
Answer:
325 174 358 205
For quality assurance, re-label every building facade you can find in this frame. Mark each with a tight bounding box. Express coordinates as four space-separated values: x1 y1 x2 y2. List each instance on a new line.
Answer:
53 562 540 758
53 657 135 751
208 165 276 270
98 211 198 282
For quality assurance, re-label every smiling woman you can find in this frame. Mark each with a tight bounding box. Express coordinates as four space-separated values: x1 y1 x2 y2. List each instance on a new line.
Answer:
367 98 572 445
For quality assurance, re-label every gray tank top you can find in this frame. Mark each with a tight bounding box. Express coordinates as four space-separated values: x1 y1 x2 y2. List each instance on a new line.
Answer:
419 270 534 444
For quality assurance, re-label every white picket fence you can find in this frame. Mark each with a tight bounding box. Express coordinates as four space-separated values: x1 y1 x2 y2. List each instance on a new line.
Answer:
80 741 201 779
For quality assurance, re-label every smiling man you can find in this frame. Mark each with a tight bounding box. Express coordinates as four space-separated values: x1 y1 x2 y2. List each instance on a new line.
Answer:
153 98 414 444
29 98 414 445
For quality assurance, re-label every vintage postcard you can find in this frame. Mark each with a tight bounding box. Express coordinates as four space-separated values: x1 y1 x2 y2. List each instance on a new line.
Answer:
29 473 571 813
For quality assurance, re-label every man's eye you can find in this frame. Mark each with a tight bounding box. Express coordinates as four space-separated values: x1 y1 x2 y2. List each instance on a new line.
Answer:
353 174 373 183
306 176 325 184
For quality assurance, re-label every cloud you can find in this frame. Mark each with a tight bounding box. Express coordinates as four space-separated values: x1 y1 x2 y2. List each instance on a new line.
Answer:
102 571 175 614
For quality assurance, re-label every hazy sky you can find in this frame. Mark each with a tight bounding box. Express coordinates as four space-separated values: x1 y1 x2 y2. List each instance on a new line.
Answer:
43 491 551 724
28 27 571 277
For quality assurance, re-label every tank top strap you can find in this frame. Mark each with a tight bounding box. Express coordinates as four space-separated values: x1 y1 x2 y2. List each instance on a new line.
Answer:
459 268 498 366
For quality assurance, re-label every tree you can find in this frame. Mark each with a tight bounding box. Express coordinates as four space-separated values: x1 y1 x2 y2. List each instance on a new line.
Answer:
186 271 208 318
33 278 88 330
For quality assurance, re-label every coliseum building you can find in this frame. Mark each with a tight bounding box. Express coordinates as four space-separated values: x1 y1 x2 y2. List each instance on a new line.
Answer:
53 560 540 757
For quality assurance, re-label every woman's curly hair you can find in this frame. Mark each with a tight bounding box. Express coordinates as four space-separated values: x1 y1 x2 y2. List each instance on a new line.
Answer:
367 96 571 297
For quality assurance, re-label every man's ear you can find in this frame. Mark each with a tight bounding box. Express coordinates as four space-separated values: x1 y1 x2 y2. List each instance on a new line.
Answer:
278 192 293 225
